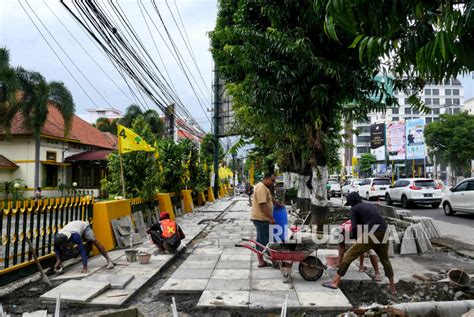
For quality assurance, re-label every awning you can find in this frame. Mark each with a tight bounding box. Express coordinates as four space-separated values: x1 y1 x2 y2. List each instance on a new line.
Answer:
0 155 19 169
41 161 71 166
65 150 113 162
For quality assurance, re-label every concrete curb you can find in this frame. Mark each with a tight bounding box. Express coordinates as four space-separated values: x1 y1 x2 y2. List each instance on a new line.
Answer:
391 300 474 317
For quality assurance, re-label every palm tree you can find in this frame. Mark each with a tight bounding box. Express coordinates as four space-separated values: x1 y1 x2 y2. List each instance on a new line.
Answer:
119 104 165 138
95 117 118 135
0 48 75 190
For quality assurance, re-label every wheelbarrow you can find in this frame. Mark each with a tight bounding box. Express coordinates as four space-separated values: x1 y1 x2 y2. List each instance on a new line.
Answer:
235 238 326 282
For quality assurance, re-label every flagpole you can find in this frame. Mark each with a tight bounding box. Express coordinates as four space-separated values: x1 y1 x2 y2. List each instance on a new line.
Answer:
119 151 126 198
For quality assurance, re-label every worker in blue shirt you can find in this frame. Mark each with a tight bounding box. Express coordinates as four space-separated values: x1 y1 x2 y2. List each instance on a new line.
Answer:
53 221 114 273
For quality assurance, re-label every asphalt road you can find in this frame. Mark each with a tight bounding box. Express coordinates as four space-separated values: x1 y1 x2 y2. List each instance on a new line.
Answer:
331 197 474 228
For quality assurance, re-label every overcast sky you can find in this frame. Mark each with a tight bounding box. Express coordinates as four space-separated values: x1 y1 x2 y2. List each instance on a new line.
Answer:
1 0 217 131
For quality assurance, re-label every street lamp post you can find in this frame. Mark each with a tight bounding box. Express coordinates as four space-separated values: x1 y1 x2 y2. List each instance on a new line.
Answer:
72 182 77 197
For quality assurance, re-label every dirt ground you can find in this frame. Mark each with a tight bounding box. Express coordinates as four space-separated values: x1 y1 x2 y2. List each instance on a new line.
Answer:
1 228 473 316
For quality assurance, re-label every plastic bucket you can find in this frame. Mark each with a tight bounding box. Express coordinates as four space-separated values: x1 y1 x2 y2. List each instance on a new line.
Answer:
272 205 288 242
137 252 151 264
125 250 138 262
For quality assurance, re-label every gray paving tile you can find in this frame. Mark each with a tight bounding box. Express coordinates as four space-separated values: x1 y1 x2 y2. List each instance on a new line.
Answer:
296 290 352 310
160 278 208 294
206 278 250 291
172 268 213 279
84 273 134 289
197 291 249 308
179 260 217 269
251 268 283 279
251 279 293 291
186 254 221 262
249 290 299 309
211 269 250 279
215 261 251 269
88 277 148 306
219 254 251 261
40 280 110 303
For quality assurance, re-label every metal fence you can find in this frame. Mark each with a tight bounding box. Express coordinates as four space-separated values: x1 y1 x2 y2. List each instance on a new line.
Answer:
130 197 159 226
0 197 93 271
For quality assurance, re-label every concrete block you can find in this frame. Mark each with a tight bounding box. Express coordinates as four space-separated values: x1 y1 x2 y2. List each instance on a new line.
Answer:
197 290 249 308
251 279 293 291
179 260 217 269
212 269 250 280
88 277 148 306
172 268 213 279
160 278 208 294
40 280 110 303
206 278 250 291
249 290 299 309
84 273 134 289
22 311 48 317
219 254 251 261
186 254 221 262
400 227 418 255
215 261 251 269
297 290 352 310
251 268 283 279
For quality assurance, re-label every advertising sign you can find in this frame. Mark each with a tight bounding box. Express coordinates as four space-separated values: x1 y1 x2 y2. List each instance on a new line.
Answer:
406 118 425 160
370 123 386 161
386 121 406 160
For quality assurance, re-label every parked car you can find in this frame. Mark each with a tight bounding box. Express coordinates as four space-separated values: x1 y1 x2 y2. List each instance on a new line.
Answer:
341 179 362 195
442 177 474 216
358 178 391 201
327 179 341 197
385 178 443 209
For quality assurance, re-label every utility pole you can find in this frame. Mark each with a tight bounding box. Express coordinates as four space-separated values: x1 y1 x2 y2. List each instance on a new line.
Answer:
213 64 220 198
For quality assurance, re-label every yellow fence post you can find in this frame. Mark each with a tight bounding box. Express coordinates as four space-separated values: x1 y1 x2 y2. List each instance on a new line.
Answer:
207 187 215 202
181 189 194 213
91 199 131 253
197 191 206 206
157 193 175 220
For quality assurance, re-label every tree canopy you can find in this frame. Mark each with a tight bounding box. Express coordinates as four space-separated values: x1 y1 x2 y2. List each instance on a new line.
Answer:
424 112 474 176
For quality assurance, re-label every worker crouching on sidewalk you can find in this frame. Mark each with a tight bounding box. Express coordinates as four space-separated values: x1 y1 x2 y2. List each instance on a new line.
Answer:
148 212 185 254
323 192 397 295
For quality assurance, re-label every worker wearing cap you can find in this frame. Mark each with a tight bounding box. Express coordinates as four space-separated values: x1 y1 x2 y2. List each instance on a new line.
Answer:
323 192 397 295
147 212 185 254
53 220 114 274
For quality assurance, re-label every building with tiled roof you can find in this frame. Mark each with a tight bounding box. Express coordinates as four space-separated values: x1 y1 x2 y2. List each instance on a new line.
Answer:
0 103 117 197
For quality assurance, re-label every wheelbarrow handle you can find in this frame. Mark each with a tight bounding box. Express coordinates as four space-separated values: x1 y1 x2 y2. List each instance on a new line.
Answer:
235 242 264 256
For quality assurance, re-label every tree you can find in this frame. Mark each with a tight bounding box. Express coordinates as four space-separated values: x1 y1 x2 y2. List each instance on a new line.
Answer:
107 115 160 199
425 112 474 178
210 1 393 226
358 153 377 178
322 1 474 83
119 104 165 138
0 48 75 190
95 117 118 135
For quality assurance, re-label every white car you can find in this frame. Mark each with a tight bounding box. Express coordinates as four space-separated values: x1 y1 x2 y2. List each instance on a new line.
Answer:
327 179 341 197
442 177 474 216
385 178 443 209
342 179 362 195
358 178 391 201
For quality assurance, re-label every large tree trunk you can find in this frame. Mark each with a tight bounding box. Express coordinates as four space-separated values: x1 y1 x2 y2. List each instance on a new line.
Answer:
34 134 40 190
310 166 329 233
296 174 311 212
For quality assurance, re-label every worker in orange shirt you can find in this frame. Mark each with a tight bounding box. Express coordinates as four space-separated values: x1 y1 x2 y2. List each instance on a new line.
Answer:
147 212 185 254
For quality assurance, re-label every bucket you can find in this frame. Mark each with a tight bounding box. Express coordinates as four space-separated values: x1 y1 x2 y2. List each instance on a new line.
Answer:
325 255 339 268
273 205 288 242
125 249 138 262
137 252 151 264
448 269 471 289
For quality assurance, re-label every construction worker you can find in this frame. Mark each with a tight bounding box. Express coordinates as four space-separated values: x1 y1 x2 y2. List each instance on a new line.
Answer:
147 212 185 254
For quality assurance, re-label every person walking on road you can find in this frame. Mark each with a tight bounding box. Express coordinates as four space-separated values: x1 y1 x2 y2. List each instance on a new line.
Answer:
53 220 114 274
250 173 283 268
323 192 397 294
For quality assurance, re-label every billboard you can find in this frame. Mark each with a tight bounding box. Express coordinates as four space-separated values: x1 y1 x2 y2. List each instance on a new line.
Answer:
406 118 426 160
370 123 386 161
386 121 406 160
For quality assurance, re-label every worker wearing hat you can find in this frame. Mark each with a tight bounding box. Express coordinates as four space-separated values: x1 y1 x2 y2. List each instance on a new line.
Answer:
323 192 397 295
147 212 185 254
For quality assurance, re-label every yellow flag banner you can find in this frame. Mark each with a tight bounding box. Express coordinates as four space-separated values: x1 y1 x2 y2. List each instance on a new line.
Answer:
117 124 155 154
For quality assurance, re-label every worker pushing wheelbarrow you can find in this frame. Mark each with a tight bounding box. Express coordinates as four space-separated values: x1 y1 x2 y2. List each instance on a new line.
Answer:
236 238 326 282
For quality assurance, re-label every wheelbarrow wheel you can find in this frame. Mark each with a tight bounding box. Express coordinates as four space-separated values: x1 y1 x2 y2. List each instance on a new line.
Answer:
299 256 324 281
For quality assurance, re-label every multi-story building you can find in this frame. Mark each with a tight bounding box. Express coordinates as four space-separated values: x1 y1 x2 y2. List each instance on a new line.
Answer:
342 78 464 180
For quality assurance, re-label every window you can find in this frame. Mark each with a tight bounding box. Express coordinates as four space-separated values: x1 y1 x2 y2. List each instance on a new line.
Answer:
414 180 436 188
445 89 451 96
404 107 412 114
44 165 58 187
392 108 399 114
434 117 440 122
453 89 460 96
454 182 468 192
357 136 371 143
404 98 410 105
413 109 419 115
433 108 440 114
393 117 399 121
402 180 411 187
426 118 432 124
444 79 450 85
445 98 452 105
467 181 474 191
46 151 57 162
373 179 391 186
394 180 403 188
424 89 431 95
433 98 440 105
453 98 460 105
432 89 439 95
453 108 460 114
425 98 432 105
358 147 369 154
